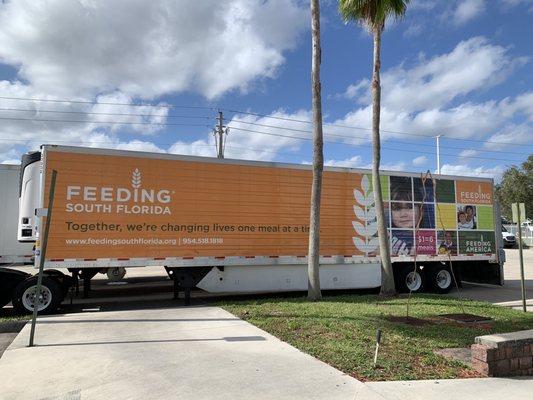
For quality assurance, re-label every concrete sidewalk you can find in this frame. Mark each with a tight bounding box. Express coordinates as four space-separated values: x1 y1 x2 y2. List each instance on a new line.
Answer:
2 307 532 400
364 376 533 400
0 307 361 400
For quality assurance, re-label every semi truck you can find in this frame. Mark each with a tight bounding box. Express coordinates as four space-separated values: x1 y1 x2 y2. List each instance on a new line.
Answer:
1 145 505 313
0 164 34 265
0 164 40 312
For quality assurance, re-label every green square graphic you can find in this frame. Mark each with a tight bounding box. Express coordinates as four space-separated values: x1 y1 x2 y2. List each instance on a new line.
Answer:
367 174 389 201
380 175 389 201
458 231 495 254
477 206 494 230
435 179 455 203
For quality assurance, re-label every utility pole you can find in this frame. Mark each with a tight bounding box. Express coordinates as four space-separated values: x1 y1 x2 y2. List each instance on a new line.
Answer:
213 111 229 158
435 135 441 174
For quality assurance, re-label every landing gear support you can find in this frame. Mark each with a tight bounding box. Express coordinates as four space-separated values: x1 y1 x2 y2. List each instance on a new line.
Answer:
165 267 212 306
79 269 98 298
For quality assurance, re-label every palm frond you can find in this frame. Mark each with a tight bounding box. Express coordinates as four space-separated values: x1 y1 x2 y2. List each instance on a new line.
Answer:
339 0 410 31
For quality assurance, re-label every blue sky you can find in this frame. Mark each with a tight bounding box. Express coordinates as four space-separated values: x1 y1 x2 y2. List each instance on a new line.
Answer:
0 0 531 179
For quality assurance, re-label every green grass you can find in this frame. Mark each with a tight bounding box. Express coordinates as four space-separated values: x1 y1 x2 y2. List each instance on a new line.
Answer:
0 309 28 323
218 294 533 381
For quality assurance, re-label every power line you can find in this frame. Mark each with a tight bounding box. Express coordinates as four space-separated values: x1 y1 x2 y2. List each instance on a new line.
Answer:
230 120 531 156
223 107 533 147
0 135 311 160
0 137 499 177
0 109 527 156
0 107 211 120
0 113 525 163
0 96 214 110
1 95 531 148
228 127 524 163
0 116 211 128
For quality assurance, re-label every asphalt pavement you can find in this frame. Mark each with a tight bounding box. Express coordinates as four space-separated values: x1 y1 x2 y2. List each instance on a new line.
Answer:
449 248 533 310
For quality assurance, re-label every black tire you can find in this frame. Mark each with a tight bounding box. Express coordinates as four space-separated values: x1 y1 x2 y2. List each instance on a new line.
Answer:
12 276 63 314
0 268 31 308
396 264 425 293
43 270 73 298
427 264 453 294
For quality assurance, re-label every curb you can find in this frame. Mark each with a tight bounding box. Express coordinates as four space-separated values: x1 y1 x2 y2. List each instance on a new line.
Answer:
0 320 28 333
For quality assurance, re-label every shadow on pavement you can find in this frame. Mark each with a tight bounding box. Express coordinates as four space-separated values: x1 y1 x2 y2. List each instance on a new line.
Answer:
35 335 267 348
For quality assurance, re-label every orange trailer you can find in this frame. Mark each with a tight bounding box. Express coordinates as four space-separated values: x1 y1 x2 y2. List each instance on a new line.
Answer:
7 145 505 313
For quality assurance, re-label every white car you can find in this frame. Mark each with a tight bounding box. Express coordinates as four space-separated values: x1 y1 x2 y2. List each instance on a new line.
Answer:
502 226 517 248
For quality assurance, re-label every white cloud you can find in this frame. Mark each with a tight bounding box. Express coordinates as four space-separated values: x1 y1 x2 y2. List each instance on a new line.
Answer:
333 37 531 149
0 148 21 165
0 0 309 163
412 155 428 166
458 149 478 158
384 37 525 112
325 156 362 168
0 0 307 100
168 140 217 158
381 161 408 172
500 92 533 121
0 81 170 162
330 36 531 177
410 0 439 11
440 163 505 180
483 123 532 151
341 80 370 100
403 23 424 38
340 37 527 113
323 156 406 172
168 110 311 161
1 159 20 165
116 140 165 153
500 0 533 11
453 0 486 25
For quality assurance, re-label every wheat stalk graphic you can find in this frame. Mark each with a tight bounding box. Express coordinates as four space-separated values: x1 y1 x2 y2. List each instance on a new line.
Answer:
352 174 379 256
131 168 142 188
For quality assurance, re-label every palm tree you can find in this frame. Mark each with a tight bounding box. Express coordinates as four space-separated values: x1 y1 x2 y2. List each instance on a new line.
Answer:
307 0 324 301
339 0 410 295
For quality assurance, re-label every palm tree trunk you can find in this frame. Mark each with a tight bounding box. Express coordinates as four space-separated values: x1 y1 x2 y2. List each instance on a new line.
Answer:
372 27 395 295
307 0 323 301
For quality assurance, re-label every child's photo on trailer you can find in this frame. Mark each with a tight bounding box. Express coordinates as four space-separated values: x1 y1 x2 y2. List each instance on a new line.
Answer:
457 205 476 230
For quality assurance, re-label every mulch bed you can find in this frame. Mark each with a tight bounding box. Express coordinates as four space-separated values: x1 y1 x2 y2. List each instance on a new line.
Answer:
385 315 433 326
439 313 493 324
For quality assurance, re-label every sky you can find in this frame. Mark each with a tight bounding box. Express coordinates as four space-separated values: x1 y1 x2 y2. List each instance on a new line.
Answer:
0 0 531 180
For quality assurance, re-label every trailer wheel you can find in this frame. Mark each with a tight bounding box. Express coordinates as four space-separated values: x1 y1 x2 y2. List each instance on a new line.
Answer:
12 276 63 314
107 267 126 282
397 265 425 293
428 264 453 294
